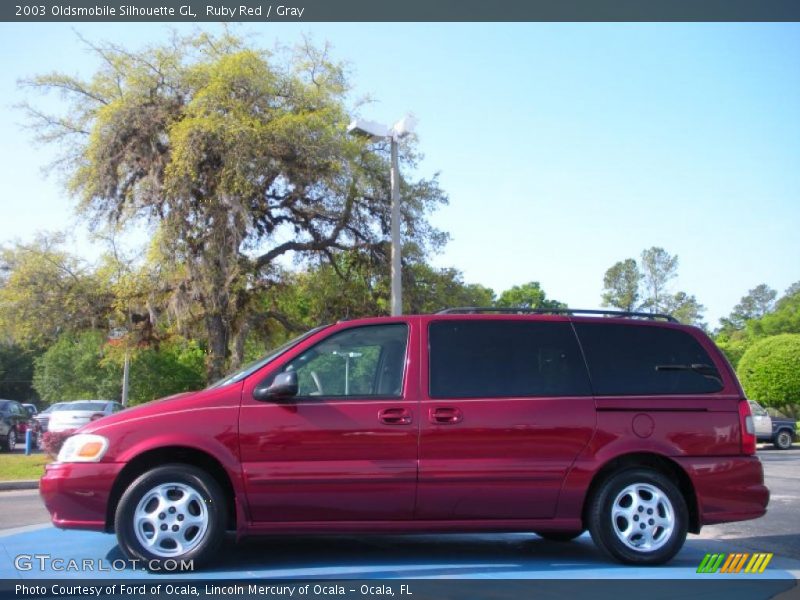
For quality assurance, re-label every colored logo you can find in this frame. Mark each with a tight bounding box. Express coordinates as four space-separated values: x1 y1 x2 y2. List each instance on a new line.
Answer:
697 553 773 574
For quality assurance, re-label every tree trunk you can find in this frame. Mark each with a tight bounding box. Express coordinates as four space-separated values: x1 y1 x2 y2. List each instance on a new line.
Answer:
230 319 250 372
205 312 230 382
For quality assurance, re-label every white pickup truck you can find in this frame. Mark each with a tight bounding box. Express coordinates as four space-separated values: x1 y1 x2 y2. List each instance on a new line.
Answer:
749 400 797 450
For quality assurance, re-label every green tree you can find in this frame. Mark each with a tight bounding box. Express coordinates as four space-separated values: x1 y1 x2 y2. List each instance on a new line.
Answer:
0 234 112 347
716 283 800 367
124 340 206 405
23 33 447 380
32 331 121 402
496 281 565 310
600 248 705 326
0 344 40 401
751 285 800 337
33 330 206 405
601 258 640 312
737 334 800 416
721 284 777 332
666 291 706 328
405 264 494 314
639 247 678 313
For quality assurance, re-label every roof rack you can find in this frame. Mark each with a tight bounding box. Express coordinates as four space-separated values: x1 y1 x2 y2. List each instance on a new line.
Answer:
435 307 678 323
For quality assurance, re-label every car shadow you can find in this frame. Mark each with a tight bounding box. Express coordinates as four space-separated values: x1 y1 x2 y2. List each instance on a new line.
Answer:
106 532 705 579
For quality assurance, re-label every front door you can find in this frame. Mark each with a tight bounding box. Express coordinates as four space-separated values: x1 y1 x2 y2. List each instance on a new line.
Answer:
239 321 419 522
416 318 596 520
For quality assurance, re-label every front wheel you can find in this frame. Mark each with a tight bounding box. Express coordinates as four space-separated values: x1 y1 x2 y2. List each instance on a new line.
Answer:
115 464 226 570
774 430 794 450
588 469 688 565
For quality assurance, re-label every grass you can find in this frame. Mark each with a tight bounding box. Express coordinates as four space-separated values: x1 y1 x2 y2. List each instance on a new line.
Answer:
0 452 50 481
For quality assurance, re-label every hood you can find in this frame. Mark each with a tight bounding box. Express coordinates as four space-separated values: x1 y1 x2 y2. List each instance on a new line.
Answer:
78 387 232 435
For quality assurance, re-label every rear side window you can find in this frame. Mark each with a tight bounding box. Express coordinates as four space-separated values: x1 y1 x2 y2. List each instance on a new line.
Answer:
574 323 723 395
429 320 592 398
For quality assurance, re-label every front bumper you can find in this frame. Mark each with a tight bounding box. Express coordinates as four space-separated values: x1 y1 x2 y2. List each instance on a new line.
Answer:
676 455 769 526
40 461 125 532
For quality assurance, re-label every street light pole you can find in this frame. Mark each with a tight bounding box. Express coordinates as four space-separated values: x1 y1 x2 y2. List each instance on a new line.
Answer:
121 352 130 407
347 115 417 317
389 137 402 317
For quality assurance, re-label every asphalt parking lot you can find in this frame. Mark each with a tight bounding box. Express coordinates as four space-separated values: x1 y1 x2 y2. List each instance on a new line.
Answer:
1 446 798 581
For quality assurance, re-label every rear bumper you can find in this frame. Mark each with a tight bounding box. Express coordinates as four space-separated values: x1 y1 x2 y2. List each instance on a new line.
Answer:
40 461 125 532
675 455 769 526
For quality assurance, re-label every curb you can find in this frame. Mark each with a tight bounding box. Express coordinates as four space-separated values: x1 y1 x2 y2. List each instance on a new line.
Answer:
0 480 39 491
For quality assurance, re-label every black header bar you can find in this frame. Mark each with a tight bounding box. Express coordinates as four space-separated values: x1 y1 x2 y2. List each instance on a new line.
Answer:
4 0 800 22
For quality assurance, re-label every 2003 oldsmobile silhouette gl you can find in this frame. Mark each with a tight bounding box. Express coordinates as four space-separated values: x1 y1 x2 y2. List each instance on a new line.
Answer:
40 310 769 569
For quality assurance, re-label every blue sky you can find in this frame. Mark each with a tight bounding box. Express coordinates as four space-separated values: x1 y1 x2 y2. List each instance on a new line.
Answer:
1 22 798 326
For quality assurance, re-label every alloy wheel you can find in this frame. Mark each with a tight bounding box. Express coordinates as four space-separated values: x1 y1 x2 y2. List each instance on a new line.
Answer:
611 483 675 552
133 482 209 558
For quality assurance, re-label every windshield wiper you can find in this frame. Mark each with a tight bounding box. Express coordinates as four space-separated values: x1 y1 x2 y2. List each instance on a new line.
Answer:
655 363 722 383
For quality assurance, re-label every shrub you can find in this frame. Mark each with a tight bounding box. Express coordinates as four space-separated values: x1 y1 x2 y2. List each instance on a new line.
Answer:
737 334 800 413
41 430 74 459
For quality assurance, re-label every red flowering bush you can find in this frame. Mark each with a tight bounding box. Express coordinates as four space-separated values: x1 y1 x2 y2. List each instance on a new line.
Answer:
41 431 75 459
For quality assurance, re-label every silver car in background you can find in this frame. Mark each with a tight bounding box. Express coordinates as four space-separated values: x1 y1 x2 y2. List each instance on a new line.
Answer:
34 402 67 433
47 400 124 433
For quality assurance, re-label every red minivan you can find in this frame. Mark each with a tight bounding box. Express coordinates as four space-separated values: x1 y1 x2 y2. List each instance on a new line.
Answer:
40 310 769 569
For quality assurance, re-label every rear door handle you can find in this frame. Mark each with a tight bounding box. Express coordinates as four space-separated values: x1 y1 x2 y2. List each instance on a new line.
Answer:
430 407 463 424
379 407 413 425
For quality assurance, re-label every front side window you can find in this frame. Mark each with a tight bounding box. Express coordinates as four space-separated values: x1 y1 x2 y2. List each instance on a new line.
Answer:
575 323 724 395
280 324 409 398
208 325 330 389
429 320 592 398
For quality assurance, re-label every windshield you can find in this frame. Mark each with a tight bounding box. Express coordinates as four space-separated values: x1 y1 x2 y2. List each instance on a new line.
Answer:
207 325 330 389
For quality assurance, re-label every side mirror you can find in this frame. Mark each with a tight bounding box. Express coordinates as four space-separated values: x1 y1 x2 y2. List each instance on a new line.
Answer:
253 371 298 402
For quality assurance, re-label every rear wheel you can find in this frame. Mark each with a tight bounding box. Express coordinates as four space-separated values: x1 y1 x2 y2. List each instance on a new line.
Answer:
588 468 688 565
774 430 793 450
535 530 584 542
115 464 226 571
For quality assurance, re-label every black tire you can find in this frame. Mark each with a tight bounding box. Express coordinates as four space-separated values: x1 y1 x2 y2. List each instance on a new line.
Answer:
536 530 584 542
1 428 17 452
115 464 226 571
774 430 794 450
588 468 688 565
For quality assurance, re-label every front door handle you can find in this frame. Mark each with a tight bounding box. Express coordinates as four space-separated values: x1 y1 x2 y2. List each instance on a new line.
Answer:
430 407 463 424
379 407 413 425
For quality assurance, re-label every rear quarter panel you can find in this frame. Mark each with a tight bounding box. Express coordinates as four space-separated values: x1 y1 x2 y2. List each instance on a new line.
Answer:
556 322 746 520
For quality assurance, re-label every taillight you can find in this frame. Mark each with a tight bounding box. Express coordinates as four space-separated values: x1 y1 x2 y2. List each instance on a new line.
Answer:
739 399 756 455
89 412 105 421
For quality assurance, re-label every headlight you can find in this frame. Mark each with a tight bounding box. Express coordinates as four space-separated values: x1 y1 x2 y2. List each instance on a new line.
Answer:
57 434 110 463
